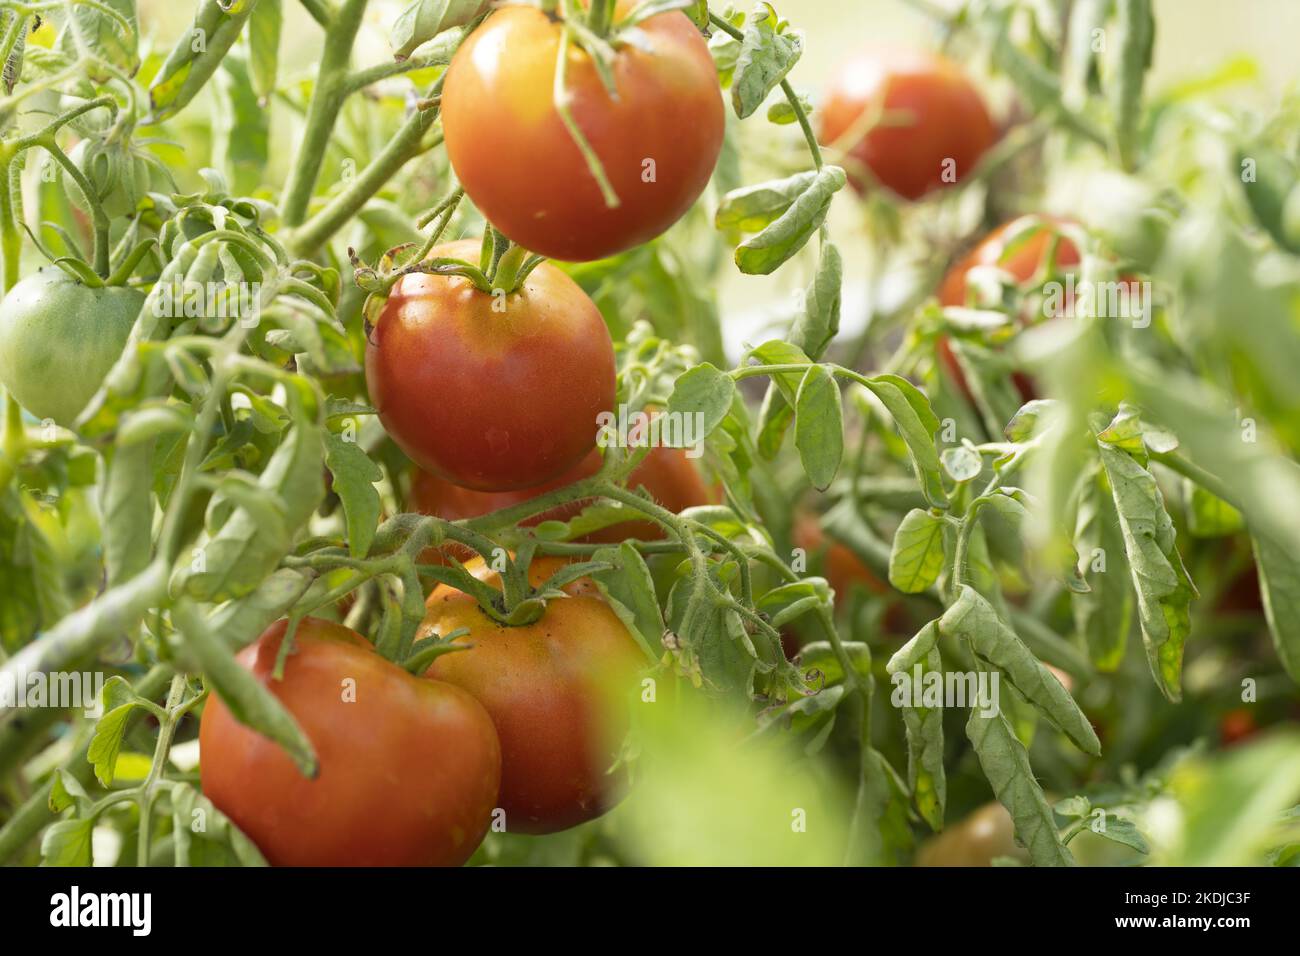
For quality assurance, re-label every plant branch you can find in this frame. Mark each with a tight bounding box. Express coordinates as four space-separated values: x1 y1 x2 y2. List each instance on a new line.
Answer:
279 0 370 227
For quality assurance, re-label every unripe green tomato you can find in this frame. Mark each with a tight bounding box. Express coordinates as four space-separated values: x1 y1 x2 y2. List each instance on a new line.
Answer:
0 267 145 426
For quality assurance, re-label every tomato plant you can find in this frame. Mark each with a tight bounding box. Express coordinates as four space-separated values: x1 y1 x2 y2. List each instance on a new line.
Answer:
0 0 1298 881
199 618 501 866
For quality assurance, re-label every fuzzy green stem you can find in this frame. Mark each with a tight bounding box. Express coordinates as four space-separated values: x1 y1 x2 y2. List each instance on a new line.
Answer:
136 674 187 867
279 0 370 227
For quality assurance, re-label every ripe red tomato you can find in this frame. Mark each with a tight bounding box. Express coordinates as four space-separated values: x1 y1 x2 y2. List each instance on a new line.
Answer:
365 239 616 491
408 444 718 552
819 48 997 200
936 216 1082 404
421 556 645 834
440 3 724 261
199 618 501 866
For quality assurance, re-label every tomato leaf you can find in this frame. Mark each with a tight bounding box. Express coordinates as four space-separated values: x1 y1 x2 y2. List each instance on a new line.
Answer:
48 771 90 816
888 509 946 595
793 365 843 490
860 374 948 509
941 586 1101 755
1185 481 1243 538
178 403 325 603
1252 532 1300 685
667 363 735 439
966 704 1076 867
756 241 843 455
747 339 810 405
716 170 819 234
150 0 260 121
1 10 25 96
733 166 845 275
40 818 95 867
86 677 145 788
323 430 382 559
1096 440 1196 701
390 0 489 60
248 0 283 100
103 441 156 588
1236 142 1300 255
589 543 664 661
1004 399 1057 441
211 569 314 647
767 91 813 125
169 783 268 866
1109 0 1155 170
173 600 318 778
1087 814 1151 855
730 3 804 119
848 748 914 865
892 639 946 832
60 0 139 83
213 54 270 197
940 445 983 484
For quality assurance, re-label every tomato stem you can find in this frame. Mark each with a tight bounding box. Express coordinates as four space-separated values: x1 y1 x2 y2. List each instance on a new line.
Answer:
279 0 370 227
0 389 23 499
136 673 189 867
555 25 622 209
38 137 111 277
586 0 618 35
708 13 824 171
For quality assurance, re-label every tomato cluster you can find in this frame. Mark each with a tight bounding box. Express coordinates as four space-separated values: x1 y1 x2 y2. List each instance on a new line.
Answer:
200 555 647 863
205 7 731 865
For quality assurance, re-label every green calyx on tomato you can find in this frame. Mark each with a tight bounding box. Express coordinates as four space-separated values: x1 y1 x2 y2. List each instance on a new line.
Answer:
439 2 724 262
0 266 145 426
364 238 616 492
199 618 502 867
